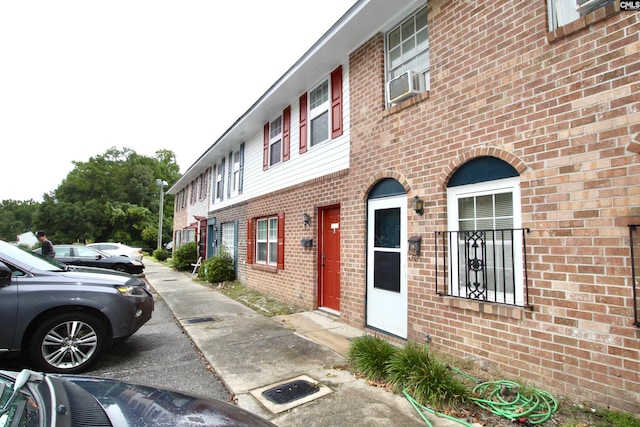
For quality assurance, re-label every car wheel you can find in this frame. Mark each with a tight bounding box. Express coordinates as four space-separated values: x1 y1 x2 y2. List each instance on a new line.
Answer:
29 312 108 374
114 264 128 272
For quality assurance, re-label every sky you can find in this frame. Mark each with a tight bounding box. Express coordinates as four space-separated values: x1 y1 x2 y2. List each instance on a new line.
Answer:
0 1 356 202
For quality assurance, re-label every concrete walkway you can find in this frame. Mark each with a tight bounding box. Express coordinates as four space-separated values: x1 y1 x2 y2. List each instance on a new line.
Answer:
143 258 463 427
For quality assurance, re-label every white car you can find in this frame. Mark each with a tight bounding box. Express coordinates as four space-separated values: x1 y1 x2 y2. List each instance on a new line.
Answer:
87 242 144 261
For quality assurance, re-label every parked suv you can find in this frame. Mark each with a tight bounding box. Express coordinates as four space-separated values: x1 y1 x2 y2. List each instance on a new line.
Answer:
0 240 154 373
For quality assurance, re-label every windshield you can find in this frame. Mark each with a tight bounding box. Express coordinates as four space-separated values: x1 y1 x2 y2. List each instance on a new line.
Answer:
0 241 66 272
0 375 39 427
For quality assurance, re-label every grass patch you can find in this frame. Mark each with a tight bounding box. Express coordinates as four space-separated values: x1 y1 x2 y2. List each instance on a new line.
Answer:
214 281 305 317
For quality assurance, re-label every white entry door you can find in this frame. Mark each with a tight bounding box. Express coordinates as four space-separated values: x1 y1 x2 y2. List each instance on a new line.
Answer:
366 195 408 338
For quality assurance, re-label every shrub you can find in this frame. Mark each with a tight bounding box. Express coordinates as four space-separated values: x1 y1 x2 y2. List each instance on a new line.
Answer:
153 248 169 261
347 335 396 382
200 247 235 283
386 342 468 409
172 242 198 271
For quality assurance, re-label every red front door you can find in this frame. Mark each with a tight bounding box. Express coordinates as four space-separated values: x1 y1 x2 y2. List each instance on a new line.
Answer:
318 205 341 312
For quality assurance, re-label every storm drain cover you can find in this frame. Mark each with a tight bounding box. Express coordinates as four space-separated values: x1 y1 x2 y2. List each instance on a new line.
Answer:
185 316 218 324
261 379 319 404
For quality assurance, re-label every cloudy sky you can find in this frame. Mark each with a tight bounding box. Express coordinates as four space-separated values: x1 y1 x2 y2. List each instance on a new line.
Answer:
0 1 356 202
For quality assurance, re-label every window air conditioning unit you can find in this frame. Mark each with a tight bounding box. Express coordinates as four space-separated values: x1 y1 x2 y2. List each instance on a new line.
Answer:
387 70 420 104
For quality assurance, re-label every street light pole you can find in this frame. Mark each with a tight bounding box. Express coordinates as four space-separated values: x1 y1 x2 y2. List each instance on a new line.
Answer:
156 179 167 251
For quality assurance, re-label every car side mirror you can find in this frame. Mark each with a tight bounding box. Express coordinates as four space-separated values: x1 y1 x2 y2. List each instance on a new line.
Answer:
0 262 12 287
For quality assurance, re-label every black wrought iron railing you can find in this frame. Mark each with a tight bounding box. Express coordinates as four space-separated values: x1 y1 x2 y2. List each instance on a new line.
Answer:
630 225 640 327
435 228 531 308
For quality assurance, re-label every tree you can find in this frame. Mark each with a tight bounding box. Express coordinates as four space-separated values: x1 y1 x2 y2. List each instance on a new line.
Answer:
32 147 180 248
0 199 38 242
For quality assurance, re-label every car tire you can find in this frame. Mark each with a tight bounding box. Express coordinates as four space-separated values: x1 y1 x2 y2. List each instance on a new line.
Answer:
114 264 128 272
29 312 108 374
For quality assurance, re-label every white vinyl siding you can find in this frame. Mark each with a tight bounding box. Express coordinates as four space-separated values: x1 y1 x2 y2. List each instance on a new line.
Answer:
234 63 350 205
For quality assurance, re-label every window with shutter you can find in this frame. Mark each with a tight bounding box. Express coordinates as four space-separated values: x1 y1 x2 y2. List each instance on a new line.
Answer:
300 66 342 151
238 143 245 194
249 213 284 269
269 115 282 166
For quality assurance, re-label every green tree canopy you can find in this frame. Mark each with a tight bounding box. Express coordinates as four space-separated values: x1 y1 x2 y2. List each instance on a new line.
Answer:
32 147 180 248
0 199 39 242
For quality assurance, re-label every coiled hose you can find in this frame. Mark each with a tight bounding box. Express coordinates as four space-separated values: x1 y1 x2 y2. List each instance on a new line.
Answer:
404 369 558 426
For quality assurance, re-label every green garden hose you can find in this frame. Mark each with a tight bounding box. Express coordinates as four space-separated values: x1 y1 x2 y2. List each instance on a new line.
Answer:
467 379 558 425
403 370 558 426
403 388 475 427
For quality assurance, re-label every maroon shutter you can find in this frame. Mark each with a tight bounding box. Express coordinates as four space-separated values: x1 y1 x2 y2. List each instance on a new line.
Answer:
299 94 308 154
331 66 343 138
282 106 291 161
247 219 254 264
277 211 285 270
263 122 269 170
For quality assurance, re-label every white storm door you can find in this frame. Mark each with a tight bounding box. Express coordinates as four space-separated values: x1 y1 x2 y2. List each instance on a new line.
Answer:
366 195 408 338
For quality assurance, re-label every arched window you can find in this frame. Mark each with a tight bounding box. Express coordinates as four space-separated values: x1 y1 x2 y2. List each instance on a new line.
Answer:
445 157 525 306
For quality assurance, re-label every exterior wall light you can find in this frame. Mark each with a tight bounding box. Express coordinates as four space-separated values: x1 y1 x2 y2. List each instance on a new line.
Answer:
412 195 424 215
302 212 312 226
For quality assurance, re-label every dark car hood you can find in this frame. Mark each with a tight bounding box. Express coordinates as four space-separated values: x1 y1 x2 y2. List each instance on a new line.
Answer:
60 375 276 427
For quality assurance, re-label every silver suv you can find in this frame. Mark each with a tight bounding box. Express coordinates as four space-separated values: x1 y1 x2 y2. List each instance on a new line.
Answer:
0 240 154 373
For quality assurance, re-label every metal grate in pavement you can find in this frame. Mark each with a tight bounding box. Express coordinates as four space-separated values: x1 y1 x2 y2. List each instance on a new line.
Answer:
184 316 219 324
261 379 320 404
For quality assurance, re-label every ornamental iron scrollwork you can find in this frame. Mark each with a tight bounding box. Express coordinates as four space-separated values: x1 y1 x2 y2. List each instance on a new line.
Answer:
464 230 487 300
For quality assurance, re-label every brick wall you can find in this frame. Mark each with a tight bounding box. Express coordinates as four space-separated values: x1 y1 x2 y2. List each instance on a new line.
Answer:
346 0 639 412
245 170 350 310
172 200 189 245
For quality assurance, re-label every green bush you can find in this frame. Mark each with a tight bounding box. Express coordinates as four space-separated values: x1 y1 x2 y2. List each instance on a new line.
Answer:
386 342 468 409
200 247 236 283
153 248 169 261
172 242 198 271
347 335 396 382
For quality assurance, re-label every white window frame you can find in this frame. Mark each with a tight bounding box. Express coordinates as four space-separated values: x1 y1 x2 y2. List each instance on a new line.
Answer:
308 79 330 147
256 216 278 266
178 228 196 246
221 222 236 260
215 163 224 202
231 150 240 196
269 116 283 166
447 177 524 306
547 0 580 30
386 6 429 94
547 0 614 30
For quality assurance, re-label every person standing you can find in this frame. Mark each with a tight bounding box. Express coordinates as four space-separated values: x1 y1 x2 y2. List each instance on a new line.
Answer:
35 230 55 258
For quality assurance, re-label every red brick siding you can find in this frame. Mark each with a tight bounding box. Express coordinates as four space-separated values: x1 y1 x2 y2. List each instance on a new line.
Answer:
245 170 351 310
346 0 639 412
